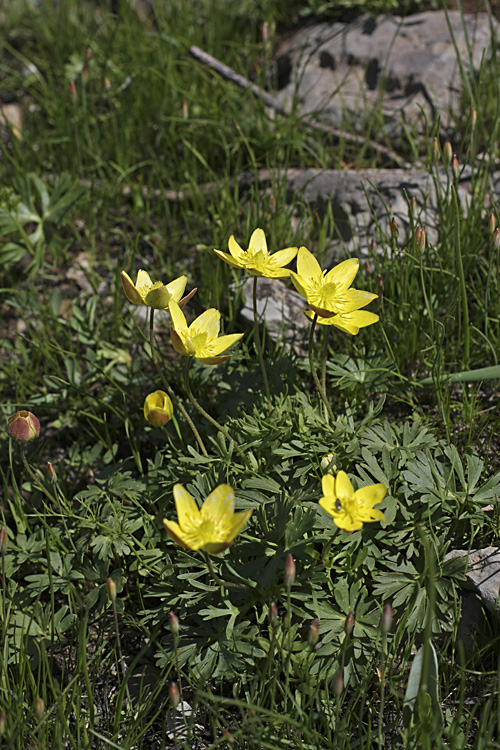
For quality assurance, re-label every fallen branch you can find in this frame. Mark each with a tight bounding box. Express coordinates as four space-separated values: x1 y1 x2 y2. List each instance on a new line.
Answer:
189 45 413 170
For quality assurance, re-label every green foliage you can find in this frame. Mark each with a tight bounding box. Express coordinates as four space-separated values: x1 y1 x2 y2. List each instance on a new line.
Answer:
0 0 500 747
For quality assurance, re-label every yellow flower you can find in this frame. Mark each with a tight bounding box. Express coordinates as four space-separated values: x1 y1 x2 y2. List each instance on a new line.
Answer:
319 470 386 532
305 309 379 334
163 484 253 554
121 269 195 310
169 301 243 365
290 246 377 318
143 390 174 427
214 228 297 278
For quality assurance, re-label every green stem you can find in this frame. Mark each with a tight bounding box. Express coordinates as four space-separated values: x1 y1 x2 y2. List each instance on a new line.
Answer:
308 314 335 423
452 185 470 369
321 326 330 424
20 446 60 508
203 551 248 590
253 276 272 412
183 358 249 468
149 308 209 457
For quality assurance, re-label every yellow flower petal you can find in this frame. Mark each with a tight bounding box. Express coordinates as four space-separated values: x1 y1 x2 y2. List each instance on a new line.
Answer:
226 509 253 540
173 484 201 529
169 300 188 331
191 308 220 339
136 269 153 290
163 520 190 549
355 483 387 507
322 473 335 497
201 484 235 522
167 276 188 303
296 246 322 283
335 471 354 500
210 333 244 355
214 249 243 269
324 258 359 289
249 228 268 255
121 271 145 305
227 236 246 264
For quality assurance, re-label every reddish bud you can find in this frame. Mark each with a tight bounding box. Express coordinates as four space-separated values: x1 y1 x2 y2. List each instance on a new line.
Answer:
46 462 57 483
345 612 355 635
390 217 399 239
106 578 117 602
0 528 7 554
443 140 452 166
182 100 188 119
471 107 477 130
104 76 111 90
381 604 393 633
493 228 500 250
488 213 496 236
377 273 384 300
223 728 235 744
308 618 319 648
69 80 77 99
269 601 278 626
169 611 179 635
7 411 40 442
432 137 439 162
370 238 377 254
284 554 296 590
452 154 459 179
414 226 426 254
169 682 180 708
35 698 44 721
364 259 371 277
0 712 5 736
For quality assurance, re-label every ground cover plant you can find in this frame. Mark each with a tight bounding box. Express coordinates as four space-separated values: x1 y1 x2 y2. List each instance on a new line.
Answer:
1 0 500 747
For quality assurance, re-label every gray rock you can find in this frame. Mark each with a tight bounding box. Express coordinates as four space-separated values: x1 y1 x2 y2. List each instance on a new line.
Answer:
445 547 500 616
287 166 471 261
272 11 498 137
239 276 310 353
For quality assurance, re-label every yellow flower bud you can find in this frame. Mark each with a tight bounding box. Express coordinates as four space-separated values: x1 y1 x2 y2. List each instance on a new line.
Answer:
144 390 174 427
106 578 117 602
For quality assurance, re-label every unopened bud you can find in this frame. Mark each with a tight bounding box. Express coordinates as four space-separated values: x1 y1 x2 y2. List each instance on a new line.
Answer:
223 728 235 744
35 698 44 721
169 611 179 635
0 712 5 736
443 140 452 166
364 259 371 277
452 154 459 179
414 226 426 254
144 390 174 427
47 462 57 483
432 137 439 162
308 619 319 648
411 196 417 216
377 273 384 300
86 47 92 62
390 217 399 239
345 612 355 635
370 238 377 254
106 578 116 602
321 453 336 473
182 100 188 119
169 682 180 708
269 601 278 626
0 528 7 554
381 604 393 633
333 669 344 697
488 213 496 236
262 21 269 44
471 107 477 130
284 554 296 590
7 411 40 442
69 80 77 99
104 76 111 90
493 228 500 250
82 63 88 81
